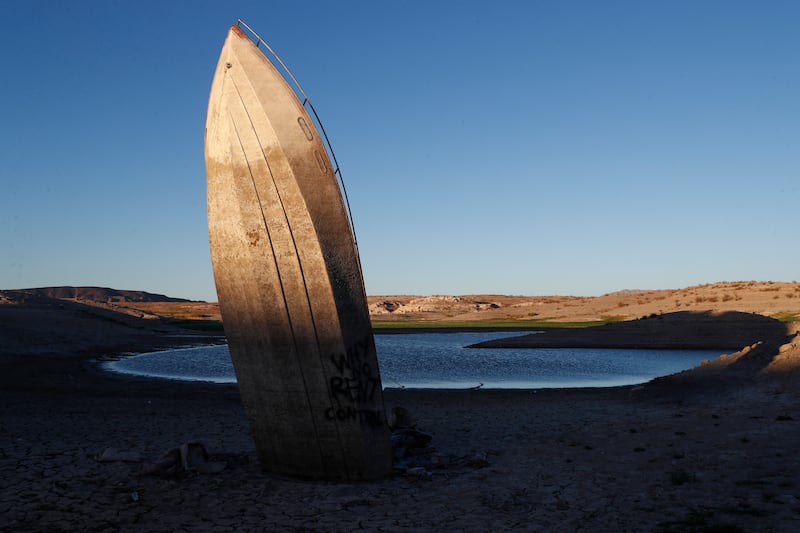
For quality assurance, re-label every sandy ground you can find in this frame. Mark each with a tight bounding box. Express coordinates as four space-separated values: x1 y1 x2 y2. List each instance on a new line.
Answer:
2 292 800 531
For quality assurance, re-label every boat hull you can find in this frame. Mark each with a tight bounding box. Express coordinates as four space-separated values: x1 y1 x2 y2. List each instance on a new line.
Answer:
205 25 391 481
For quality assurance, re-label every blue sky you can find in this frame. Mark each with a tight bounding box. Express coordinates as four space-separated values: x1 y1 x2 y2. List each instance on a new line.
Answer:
1 1 797 302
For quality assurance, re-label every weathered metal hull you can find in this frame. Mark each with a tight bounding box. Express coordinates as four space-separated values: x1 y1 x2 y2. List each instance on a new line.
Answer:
205 25 391 481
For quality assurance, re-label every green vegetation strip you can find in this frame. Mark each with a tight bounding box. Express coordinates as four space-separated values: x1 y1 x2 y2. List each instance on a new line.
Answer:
372 317 624 331
773 312 800 323
168 319 225 332
167 316 633 334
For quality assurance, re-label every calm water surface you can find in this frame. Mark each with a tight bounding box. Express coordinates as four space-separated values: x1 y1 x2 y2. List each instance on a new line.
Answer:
105 332 721 389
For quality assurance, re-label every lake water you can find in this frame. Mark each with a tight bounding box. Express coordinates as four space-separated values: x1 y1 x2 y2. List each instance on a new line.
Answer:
105 332 721 389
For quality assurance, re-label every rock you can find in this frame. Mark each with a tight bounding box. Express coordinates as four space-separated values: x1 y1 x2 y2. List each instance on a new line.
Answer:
464 452 490 468
140 442 226 477
406 467 431 480
96 448 142 463
391 429 432 452
389 406 416 430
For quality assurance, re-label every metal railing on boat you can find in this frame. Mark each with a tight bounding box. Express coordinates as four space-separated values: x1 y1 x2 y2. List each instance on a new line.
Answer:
234 19 362 270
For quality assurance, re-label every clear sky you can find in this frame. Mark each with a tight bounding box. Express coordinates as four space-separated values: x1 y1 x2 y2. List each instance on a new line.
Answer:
1 1 797 302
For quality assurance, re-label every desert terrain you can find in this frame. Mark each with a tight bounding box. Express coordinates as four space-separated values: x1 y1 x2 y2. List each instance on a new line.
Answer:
1 282 800 531
7 280 796 330
366 281 800 324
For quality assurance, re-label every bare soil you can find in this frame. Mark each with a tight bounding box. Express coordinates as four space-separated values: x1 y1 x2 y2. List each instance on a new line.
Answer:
2 283 800 531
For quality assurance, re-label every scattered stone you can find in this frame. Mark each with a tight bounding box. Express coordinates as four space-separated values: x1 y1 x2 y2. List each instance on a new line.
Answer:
140 442 226 477
464 452 490 468
96 448 142 463
391 428 432 450
406 467 431 480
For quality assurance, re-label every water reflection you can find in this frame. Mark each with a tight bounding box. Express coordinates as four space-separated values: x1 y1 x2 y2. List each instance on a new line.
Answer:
106 332 721 389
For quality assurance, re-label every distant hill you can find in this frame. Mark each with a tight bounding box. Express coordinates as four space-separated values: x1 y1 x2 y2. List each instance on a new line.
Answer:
3 281 799 325
368 281 800 323
2 286 192 303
